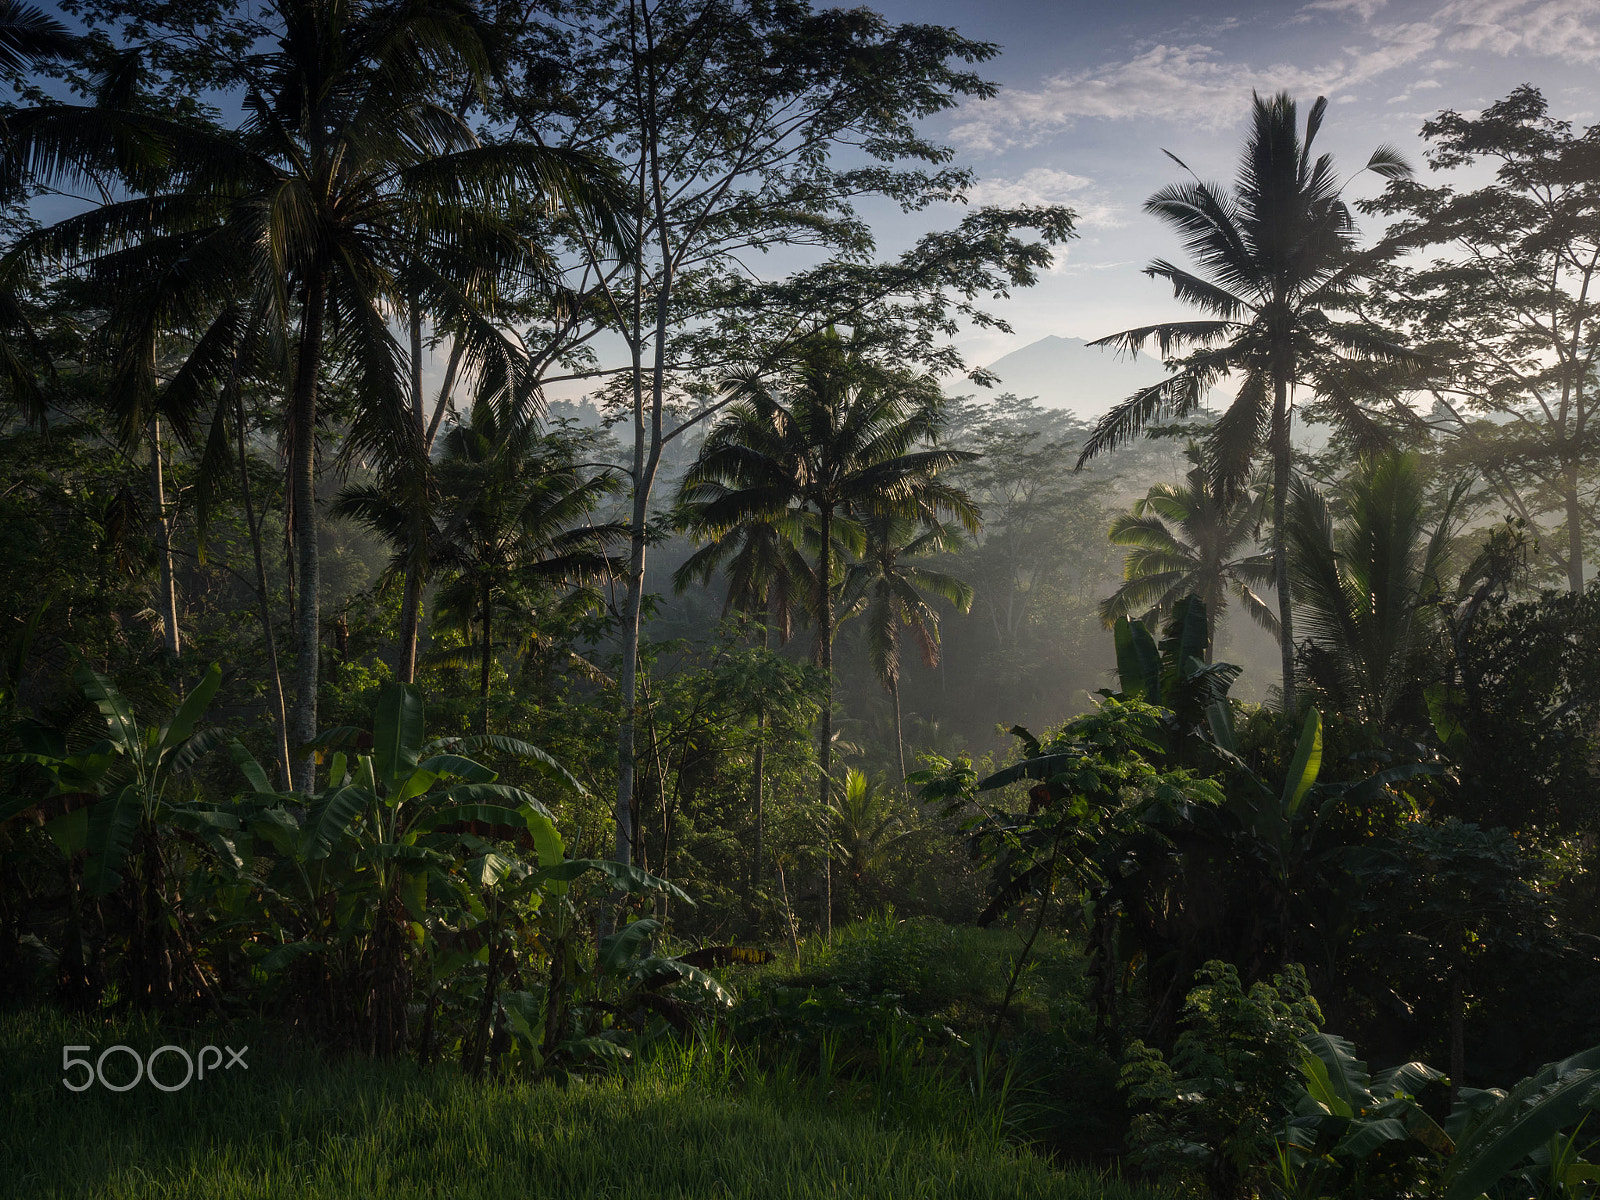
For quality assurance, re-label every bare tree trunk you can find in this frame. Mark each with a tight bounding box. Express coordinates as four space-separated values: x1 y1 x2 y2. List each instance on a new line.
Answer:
892 677 906 784
396 306 427 685
1565 459 1586 593
818 503 834 941
1272 376 1297 712
289 276 327 792
150 418 180 659
750 710 766 895
236 395 292 789
479 581 492 735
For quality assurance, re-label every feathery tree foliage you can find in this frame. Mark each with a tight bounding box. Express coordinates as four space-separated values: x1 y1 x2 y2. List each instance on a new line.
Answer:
839 510 972 781
1077 91 1417 708
1100 444 1277 661
1287 451 1469 728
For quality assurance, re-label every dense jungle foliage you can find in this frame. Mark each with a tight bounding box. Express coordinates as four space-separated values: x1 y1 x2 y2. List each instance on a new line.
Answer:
1 1 1598 1197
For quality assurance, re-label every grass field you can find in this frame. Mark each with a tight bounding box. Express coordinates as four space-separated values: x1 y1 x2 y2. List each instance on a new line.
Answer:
2 1008 1169 1200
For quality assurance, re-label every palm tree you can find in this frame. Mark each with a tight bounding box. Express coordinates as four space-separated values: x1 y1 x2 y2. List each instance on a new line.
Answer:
839 510 972 782
1076 92 1416 709
672 496 813 894
680 330 977 934
1287 451 1470 727
339 398 625 734
831 767 918 920
1099 445 1278 660
6 0 628 787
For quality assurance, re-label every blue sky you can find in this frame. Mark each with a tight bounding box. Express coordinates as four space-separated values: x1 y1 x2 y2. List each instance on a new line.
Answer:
864 0 1600 372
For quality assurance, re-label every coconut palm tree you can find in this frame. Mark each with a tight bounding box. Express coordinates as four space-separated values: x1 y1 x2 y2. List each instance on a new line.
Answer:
680 329 977 934
339 398 625 733
831 767 918 919
1100 445 1278 661
1287 451 1470 727
839 510 972 782
1076 91 1417 709
5 0 628 786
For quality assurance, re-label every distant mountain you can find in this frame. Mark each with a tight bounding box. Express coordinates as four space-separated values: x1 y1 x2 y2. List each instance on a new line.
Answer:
964 335 1170 418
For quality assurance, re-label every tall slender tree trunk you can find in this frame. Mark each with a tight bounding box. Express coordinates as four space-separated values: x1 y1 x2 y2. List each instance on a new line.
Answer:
236 394 292 789
1564 459 1585 593
749 710 766 895
397 306 427 684
1272 376 1297 712
150 418 180 659
289 275 327 792
479 581 492 735
892 677 906 784
817 503 834 941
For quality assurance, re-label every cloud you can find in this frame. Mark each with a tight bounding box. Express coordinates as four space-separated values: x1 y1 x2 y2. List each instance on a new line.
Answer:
964 168 1125 229
1439 0 1600 63
950 0 1600 150
1297 0 1388 21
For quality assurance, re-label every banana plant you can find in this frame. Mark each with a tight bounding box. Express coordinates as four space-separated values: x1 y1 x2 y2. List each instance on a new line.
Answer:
1 660 237 1005
1276 1032 1600 1199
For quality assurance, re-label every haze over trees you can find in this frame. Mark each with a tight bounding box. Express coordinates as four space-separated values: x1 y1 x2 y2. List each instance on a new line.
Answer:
1 5 1598 1198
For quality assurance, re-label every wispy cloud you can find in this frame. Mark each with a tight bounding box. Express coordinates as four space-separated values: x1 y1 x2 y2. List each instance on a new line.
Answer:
964 168 1125 229
950 0 1600 150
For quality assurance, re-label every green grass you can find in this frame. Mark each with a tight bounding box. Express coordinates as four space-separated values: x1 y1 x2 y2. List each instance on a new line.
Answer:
2 1008 1169 1200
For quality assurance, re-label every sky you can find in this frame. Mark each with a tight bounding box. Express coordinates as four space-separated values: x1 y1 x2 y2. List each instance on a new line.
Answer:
858 0 1600 373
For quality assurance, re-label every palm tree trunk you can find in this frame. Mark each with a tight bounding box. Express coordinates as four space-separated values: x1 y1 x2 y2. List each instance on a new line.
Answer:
289 275 327 791
750 710 766 896
818 503 834 941
892 677 906 783
1272 376 1297 712
479 581 492 735
149 418 180 659
236 394 292 790
396 306 426 684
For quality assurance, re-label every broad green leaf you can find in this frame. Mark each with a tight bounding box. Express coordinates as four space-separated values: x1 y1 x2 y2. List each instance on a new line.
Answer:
536 858 693 904
157 662 221 763
1281 708 1323 819
1442 1048 1600 1200
439 783 555 822
627 956 733 1007
166 726 229 778
300 785 371 860
372 683 424 790
392 769 440 805
1114 617 1160 701
230 738 274 794
413 753 495 783
46 805 88 856
83 785 142 896
469 851 528 889
528 811 564 873
1302 1031 1374 1117
1336 1117 1413 1159
413 803 537 836
1205 700 1237 753
598 917 661 973
74 663 138 754
445 734 585 794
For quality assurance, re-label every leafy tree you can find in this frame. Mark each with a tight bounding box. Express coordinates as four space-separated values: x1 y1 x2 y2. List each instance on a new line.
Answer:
682 331 977 933
839 510 973 781
1364 85 1600 593
1287 451 1469 728
487 0 1073 868
1077 91 1415 709
1100 444 1277 661
5 0 628 787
